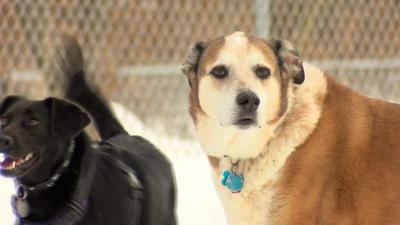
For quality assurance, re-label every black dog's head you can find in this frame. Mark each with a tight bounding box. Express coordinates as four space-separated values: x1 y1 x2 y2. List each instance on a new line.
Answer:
0 96 90 180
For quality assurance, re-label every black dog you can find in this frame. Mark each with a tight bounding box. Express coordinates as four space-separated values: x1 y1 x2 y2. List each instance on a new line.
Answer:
0 36 176 225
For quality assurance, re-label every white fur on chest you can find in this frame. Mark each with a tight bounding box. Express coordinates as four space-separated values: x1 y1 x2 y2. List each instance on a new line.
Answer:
212 159 277 225
216 182 276 225
210 134 301 225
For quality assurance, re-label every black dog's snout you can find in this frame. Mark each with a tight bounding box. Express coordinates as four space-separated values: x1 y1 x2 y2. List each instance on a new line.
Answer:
0 134 14 150
236 91 260 112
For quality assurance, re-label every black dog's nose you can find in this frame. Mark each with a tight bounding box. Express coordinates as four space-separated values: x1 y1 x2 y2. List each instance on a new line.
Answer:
0 134 14 150
236 91 260 112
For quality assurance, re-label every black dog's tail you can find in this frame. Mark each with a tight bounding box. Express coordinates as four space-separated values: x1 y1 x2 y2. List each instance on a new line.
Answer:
55 34 128 139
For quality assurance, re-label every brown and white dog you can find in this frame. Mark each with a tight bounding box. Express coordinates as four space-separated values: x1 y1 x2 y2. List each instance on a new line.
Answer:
182 31 400 225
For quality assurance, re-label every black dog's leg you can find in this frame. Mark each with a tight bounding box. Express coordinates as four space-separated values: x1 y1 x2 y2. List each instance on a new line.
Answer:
56 34 128 139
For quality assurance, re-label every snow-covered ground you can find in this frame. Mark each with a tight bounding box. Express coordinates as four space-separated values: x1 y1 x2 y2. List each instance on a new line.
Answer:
169 153 227 225
0 177 14 225
0 103 227 225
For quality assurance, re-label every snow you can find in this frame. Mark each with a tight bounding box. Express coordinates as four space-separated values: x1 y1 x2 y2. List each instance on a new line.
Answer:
169 153 227 225
0 177 14 225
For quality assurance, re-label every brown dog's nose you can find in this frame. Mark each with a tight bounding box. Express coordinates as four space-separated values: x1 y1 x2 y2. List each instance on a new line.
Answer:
0 134 14 150
236 91 260 112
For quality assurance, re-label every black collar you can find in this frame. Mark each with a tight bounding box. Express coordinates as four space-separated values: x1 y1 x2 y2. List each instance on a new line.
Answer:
14 140 98 225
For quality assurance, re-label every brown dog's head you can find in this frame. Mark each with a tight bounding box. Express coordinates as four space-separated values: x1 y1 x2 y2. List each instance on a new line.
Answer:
0 96 90 179
182 32 304 158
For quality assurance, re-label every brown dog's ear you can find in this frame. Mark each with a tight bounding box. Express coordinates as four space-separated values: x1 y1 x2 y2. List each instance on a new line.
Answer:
46 97 90 138
0 96 25 115
271 39 305 85
181 42 206 87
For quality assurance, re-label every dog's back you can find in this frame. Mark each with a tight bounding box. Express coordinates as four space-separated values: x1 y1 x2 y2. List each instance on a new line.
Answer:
56 35 177 225
274 77 400 224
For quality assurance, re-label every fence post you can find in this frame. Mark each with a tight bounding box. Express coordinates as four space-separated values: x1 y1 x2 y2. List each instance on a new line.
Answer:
254 0 271 38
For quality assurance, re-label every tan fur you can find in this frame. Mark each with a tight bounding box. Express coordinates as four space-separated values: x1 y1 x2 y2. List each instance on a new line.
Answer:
183 31 400 225
273 77 400 225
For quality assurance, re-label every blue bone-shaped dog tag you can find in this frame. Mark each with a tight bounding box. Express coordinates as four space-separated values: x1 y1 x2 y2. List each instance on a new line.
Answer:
221 170 244 193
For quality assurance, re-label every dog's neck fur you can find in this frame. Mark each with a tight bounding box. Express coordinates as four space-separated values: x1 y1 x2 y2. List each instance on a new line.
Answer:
205 62 327 186
18 134 87 220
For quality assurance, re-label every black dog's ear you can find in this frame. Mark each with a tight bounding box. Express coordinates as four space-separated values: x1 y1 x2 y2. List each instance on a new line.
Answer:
0 96 25 115
46 97 90 138
181 42 205 87
270 39 305 85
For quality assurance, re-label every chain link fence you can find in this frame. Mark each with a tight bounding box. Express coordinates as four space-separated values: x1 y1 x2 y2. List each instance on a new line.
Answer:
1 0 399 153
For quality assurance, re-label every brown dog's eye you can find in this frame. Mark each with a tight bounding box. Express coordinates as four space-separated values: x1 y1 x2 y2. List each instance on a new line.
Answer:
255 66 271 79
210 65 229 79
26 118 39 126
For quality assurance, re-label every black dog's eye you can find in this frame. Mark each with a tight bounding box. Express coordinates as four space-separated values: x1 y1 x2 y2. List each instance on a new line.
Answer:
254 66 271 79
210 65 229 79
25 118 39 127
